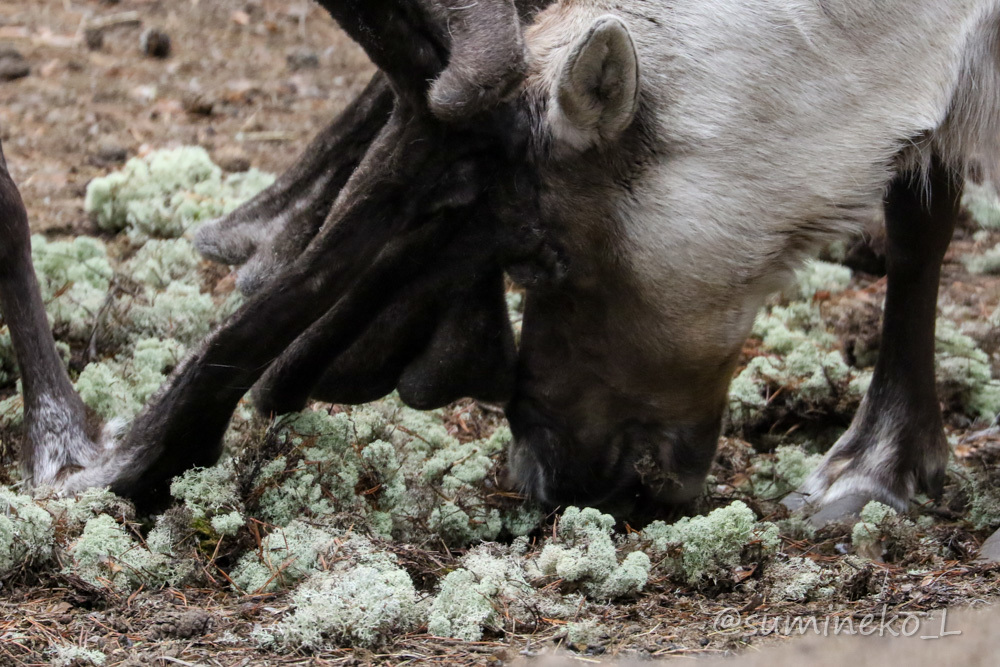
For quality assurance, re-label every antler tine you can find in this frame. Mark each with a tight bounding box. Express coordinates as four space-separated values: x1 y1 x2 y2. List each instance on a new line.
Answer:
318 0 529 121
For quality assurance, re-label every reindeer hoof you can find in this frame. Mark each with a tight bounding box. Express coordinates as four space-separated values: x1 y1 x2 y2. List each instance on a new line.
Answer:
782 490 876 526
976 530 1000 564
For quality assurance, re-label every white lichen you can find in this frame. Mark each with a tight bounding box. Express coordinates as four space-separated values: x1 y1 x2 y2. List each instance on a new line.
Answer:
851 501 917 561
48 644 106 667
0 486 54 577
64 514 177 591
935 319 1000 421
640 501 780 586
750 444 824 498
230 520 339 593
762 557 832 601
963 180 1000 229
528 507 651 599
85 146 275 240
259 536 420 649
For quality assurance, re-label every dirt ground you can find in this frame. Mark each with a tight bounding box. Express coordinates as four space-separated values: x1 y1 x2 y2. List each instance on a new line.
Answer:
3 1 1000 666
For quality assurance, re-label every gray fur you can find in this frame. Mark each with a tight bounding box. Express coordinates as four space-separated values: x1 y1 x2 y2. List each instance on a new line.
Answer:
502 0 1000 509
10 1 1000 542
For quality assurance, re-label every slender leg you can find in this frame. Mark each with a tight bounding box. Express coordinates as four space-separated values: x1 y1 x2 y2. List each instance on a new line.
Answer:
0 141 105 486
787 158 960 522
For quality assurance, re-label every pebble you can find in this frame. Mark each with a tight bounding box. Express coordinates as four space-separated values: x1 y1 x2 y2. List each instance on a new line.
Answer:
0 48 30 81
84 28 104 51
182 91 215 116
140 28 172 59
94 140 129 165
286 47 319 71
213 146 251 173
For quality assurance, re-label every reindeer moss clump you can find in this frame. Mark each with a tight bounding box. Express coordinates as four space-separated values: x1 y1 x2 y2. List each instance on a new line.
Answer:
121 238 203 289
428 544 543 641
761 556 833 601
0 486 55 576
48 645 106 667
64 514 179 591
258 536 420 649
46 487 135 531
934 319 1000 420
230 520 340 593
957 468 1000 531
250 403 537 546
963 181 1000 229
851 501 918 561
528 507 651 599
84 146 275 240
962 243 1000 275
728 301 870 431
114 282 218 346
791 259 852 300
75 337 185 420
169 463 245 536
640 501 780 586
31 235 114 340
750 444 824 499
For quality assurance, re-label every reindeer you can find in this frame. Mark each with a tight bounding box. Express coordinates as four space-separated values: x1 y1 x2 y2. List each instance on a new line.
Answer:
2 0 1000 556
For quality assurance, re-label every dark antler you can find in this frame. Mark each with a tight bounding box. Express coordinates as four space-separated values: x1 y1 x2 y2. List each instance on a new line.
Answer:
194 73 394 295
316 0 527 119
17 0 555 505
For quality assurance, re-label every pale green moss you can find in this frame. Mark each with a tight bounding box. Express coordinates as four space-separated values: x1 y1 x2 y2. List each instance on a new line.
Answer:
31 235 113 340
728 303 870 430
763 557 832 601
428 545 538 641
46 487 134 531
751 445 824 498
121 238 202 289
251 405 537 545
75 337 184 420
851 501 917 560
567 619 606 648
953 467 1000 531
528 507 650 599
116 282 216 345
0 486 54 576
791 259 852 301
0 391 23 429
963 181 1000 229
640 501 780 586
230 520 339 593
65 514 177 591
48 645 106 667
170 464 239 520
210 511 245 537
85 146 275 240
962 242 1000 275
935 319 1000 420
261 555 420 650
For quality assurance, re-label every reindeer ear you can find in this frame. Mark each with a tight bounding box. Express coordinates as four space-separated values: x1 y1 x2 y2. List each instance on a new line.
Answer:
549 15 640 152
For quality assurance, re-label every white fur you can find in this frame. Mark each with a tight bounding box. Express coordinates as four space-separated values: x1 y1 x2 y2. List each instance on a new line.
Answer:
28 393 97 487
514 0 1000 506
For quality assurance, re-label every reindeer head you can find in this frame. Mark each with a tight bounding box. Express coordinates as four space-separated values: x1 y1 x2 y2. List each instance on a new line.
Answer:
186 0 768 515
5 0 766 514
501 4 758 511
